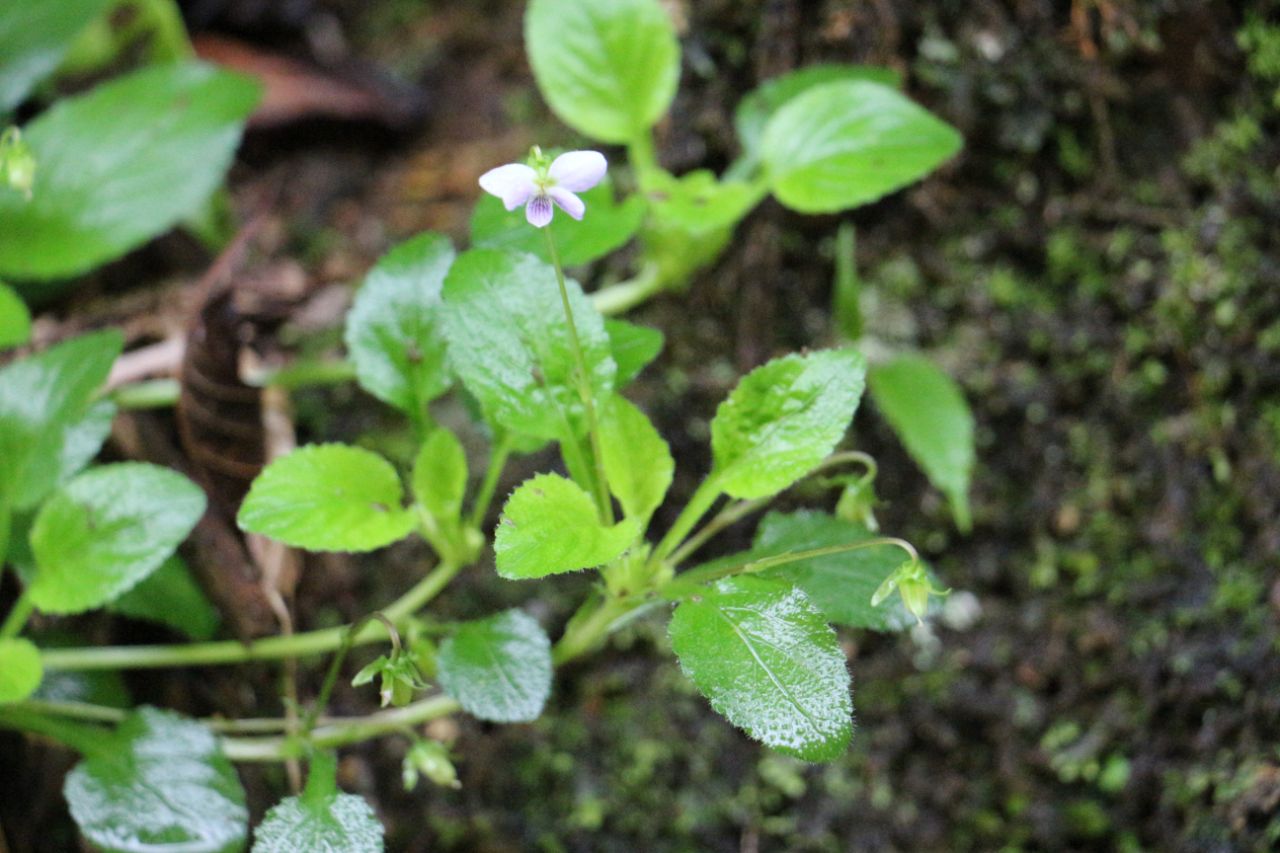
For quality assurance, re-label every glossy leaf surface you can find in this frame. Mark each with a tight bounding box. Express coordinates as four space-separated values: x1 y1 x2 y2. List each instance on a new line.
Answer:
344 232 455 418
494 473 638 579
253 753 384 852
754 511 928 631
711 349 866 499
669 576 852 761
65 707 248 853
440 249 614 442
437 610 553 723
734 64 901 169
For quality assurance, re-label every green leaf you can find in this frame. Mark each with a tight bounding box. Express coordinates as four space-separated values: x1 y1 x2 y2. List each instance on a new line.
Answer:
710 348 867 499
754 511 934 631
869 355 975 530
0 62 260 281
605 318 663 387
638 170 755 284
526 0 680 144
470 179 645 266
65 707 248 853
344 232 456 418
668 575 852 761
0 638 42 703
109 555 220 641
494 473 638 579
437 609 553 723
600 395 672 525
0 282 31 349
440 249 615 442
237 444 416 552
645 169 760 234
761 80 962 214
0 330 122 510
28 463 206 615
0 0 114 111
734 64 901 170
253 753 384 853
412 428 468 523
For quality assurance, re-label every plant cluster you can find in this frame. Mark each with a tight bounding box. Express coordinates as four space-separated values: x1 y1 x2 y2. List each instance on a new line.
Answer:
0 0 974 848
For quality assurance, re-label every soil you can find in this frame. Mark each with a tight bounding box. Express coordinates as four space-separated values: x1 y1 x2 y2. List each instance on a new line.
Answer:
3 0 1279 851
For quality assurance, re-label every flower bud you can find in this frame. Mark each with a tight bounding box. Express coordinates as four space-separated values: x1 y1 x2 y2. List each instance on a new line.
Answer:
403 740 460 791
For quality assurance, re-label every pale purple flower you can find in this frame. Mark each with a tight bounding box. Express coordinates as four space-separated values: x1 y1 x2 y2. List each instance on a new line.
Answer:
478 149 607 228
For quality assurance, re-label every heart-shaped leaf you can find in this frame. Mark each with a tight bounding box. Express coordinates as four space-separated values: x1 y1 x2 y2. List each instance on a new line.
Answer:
344 232 456 420
237 444 416 552
28 463 207 615
65 707 248 853
253 753 384 852
437 610 553 723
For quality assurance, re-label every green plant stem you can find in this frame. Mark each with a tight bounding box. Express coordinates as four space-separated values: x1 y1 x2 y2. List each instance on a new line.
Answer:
653 476 722 562
110 378 181 410
466 434 512 529
0 706 107 756
39 558 463 671
667 496 773 566
667 450 881 566
301 612 398 735
7 699 336 733
590 263 667 316
0 590 33 639
544 224 613 524
259 358 358 391
10 585 649 763
551 592 638 666
677 537 920 589
221 694 462 762
627 132 659 187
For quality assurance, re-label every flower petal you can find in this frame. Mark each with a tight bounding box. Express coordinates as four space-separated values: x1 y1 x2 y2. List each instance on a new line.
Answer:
548 186 585 220
548 150 607 192
479 163 537 211
526 194 554 228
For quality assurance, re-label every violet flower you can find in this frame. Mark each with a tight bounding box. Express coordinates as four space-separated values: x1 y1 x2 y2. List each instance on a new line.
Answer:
478 148 607 228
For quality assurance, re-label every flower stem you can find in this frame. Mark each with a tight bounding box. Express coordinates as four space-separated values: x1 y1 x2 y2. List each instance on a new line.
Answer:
653 476 722 563
676 538 920 589
543 224 613 523
39 558 463 671
466 433 512 530
301 612 397 736
0 590 33 639
589 263 667 316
